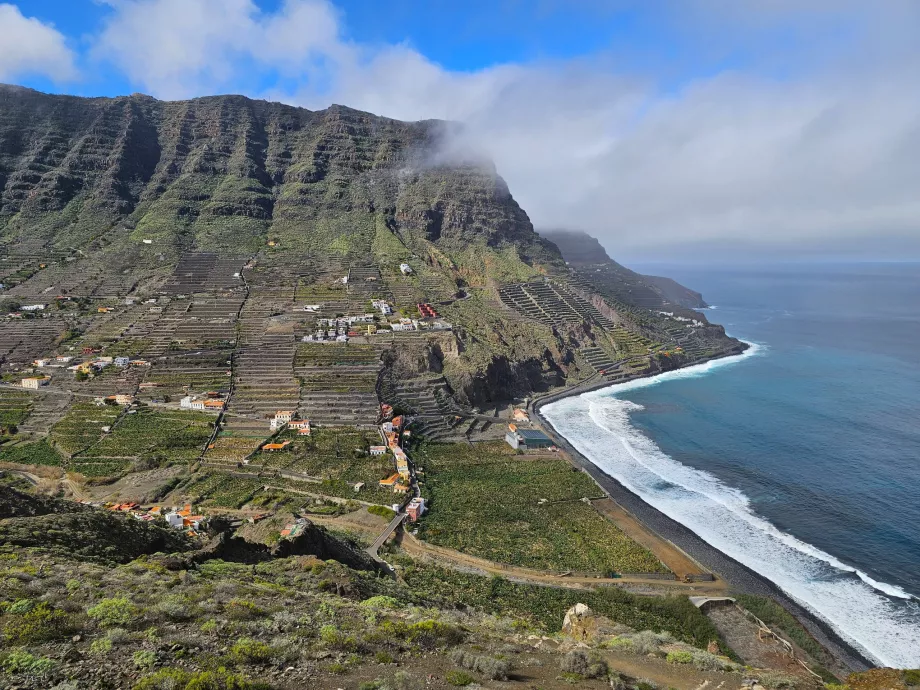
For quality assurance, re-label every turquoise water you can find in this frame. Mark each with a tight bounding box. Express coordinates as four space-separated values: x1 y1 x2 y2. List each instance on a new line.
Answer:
542 263 920 667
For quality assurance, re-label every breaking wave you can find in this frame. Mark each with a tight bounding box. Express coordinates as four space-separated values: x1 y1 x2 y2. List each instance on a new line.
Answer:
542 345 920 668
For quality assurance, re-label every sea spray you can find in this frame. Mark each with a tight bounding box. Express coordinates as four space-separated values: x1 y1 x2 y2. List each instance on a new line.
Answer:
543 343 920 668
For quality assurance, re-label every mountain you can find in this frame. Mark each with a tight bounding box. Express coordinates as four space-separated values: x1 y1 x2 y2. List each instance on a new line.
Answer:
0 86 744 432
0 84 561 283
541 229 707 309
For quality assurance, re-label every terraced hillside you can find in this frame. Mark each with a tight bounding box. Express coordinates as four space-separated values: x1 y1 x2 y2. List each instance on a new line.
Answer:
0 86 745 470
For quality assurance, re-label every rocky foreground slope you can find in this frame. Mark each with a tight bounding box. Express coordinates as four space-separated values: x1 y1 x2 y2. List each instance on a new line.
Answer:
0 482 873 690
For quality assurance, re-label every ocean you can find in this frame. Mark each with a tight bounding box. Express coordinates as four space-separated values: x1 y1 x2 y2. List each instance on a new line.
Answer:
541 262 920 668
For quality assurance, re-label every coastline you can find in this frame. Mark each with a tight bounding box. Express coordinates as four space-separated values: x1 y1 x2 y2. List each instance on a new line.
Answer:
531 348 874 673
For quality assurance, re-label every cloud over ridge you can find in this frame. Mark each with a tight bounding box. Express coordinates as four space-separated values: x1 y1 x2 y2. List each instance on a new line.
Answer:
12 0 920 257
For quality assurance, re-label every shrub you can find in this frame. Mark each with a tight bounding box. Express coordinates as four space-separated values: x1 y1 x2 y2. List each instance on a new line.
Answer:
133 650 157 669
1 650 55 676
378 619 464 649
133 667 273 690
445 670 475 686
225 600 264 621
904 670 920 687
368 505 396 520
559 649 607 679
2 600 77 644
666 650 694 664
602 636 635 651
229 637 274 665
90 637 114 655
87 597 139 627
361 595 400 610
691 650 735 672
632 630 662 655
156 595 197 621
450 650 512 680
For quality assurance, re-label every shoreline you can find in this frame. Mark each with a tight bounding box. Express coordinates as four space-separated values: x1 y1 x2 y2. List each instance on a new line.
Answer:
531 349 874 673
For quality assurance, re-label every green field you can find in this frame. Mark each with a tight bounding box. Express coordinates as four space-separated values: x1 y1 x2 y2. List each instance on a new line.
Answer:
0 390 32 429
256 427 398 504
87 408 213 464
415 441 667 575
174 472 265 509
49 402 122 457
0 440 63 467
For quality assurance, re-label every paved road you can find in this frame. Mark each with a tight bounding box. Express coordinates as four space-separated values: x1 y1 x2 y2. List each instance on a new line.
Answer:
366 511 406 559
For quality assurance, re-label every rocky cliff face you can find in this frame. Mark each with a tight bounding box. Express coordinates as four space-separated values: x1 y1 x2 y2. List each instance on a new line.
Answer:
0 85 561 281
541 229 708 310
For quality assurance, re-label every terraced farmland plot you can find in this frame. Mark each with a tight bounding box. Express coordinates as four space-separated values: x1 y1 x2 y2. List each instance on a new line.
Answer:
173 472 264 508
0 439 64 467
415 441 667 575
294 343 381 367
262 427 397 503
49 402 122 457
86 409 214 464
0 389 32 428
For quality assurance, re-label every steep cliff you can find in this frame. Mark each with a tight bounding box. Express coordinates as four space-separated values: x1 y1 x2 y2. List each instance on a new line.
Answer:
0 85 561 282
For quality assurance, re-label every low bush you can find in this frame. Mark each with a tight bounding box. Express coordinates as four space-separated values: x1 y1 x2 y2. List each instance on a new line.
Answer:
87 597 140 628
445 669 475 686
559 649 607 679
2 599 77 644
361 595 400 610
90 637 113 655
368 505 396 520
905 670 920 686
229 637 274 665
378 619 464 649
450 649 512 680
666 650 694 664
133 650 157 669
1 649 55 676
133 667 273 690
225 600 265 621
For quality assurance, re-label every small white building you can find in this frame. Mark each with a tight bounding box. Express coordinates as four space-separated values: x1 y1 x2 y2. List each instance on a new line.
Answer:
165 512 184 528
21 377 50 389
180 396 205 411
399 263 413 275
269 410 295 431
21 304 47 312
114 357 130 367
370 445 387 456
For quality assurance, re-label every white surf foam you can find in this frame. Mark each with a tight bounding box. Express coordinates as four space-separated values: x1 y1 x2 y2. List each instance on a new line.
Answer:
543 345 920 668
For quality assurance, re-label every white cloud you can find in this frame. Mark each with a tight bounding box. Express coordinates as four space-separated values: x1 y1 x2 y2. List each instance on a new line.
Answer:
94 0 344 99
90 0 920 256
0 4 77 82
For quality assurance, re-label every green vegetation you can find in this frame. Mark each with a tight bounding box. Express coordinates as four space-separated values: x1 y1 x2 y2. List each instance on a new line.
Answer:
265 427 397 504
49 402 122 457
175 472 264 509
735 594 837 682
400 560 724 650
368 505 396 520
134 668 273 690
89 408 213 464
0 390 32 429
87 597 140 628
0 440 63 467
416 441 666 574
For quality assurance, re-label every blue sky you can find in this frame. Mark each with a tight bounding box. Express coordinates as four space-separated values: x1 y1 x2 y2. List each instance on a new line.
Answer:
1 0 919 260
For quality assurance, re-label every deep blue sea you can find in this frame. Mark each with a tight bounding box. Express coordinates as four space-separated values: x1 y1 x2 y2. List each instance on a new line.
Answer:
542 263 920 667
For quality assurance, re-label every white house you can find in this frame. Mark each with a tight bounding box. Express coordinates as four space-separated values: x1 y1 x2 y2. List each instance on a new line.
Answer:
21 304 47 312
399 263 413 275
165 512 184 528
